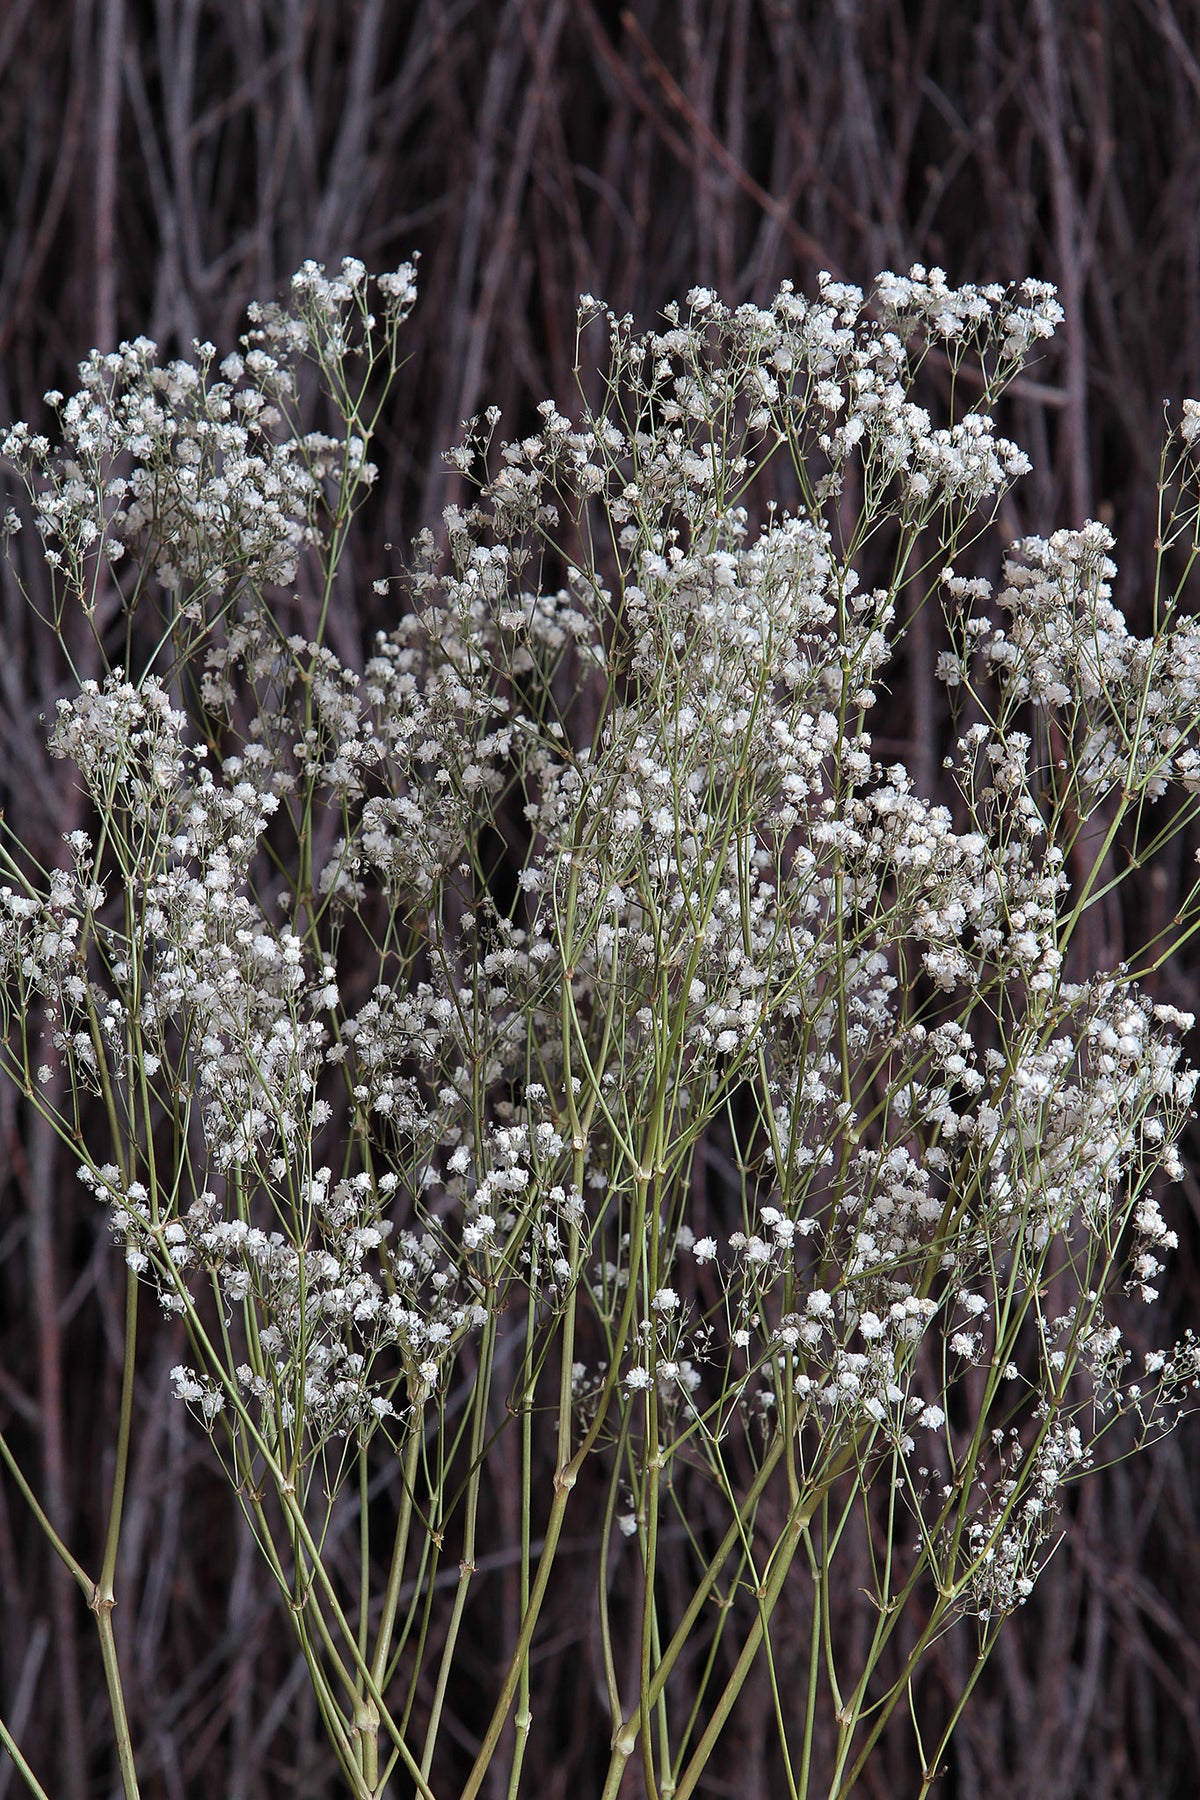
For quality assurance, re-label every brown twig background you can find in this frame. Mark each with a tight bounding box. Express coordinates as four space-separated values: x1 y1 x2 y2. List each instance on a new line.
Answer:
2 3 1200 1795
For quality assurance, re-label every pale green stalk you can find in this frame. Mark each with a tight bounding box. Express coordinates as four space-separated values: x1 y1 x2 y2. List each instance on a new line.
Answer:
89 1262 143 1800
419 1313 497 1780
796 1525 824 1800
0 1430 94 1600
599 1440 787 1800
914 1645 994 1800
505 1325 536 1800
369 1424 423 1692
0 1714 53 1800
355 1444 376 1782
668 1488 813 1800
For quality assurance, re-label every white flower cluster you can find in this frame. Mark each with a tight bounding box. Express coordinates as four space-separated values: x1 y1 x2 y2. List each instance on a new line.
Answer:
486 265 1057 555
3 256 418 603
3 260 1198 1627
962 1415 1093 1618
872 266 1062 363
958 521 1200 805
42 673 343 1171
80 1163 482 1438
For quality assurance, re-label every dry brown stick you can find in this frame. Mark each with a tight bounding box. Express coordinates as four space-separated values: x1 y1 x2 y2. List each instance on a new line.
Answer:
313 0 387 258
618 7 842 277
422 0 528 517
0 3 93 365
93 0 125 351
1032 0 1092 528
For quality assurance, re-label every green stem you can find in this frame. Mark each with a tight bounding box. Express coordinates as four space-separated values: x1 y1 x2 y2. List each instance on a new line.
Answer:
668 1490 813 1800
354 1445 379 1791
457 1465 574 1800
85 1261 144 1797
505 1382 535 1800
419 1315 496 1781
797 1529 822 1800
600 1439 786 1800
91 1591 141 1799
370 1425 422 1691
97 1264 139 1607
639 1428 664 1800
358 1444 371 1665
0 1712 53 1800
916 1644 993 1798
0 1429 93 1598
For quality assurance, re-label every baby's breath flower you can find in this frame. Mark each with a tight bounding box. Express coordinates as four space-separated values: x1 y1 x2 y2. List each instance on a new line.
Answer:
4 254 1198 1783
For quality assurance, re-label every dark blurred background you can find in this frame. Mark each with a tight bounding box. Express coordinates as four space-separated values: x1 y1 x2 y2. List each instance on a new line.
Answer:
2 3 1200 1795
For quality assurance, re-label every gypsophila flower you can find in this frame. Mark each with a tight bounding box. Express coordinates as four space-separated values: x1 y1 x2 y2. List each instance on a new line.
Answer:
5 255 1200 1794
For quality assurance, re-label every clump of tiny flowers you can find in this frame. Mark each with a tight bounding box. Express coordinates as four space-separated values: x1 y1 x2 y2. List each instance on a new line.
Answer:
1 256 418 608
3 258 1200 1692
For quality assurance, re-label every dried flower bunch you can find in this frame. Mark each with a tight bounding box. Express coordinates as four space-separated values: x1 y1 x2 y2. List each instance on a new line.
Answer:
2 255 1198 1799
